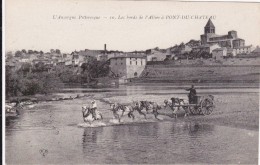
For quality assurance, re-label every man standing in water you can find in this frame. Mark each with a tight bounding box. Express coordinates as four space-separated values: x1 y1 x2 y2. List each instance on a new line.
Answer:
186 85 197 104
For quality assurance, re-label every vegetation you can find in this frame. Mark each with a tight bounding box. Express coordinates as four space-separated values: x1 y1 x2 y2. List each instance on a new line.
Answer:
6 55 110 98
6 66 63 98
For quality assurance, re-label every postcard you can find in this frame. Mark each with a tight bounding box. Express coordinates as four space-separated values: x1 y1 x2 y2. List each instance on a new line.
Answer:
3 0 260 164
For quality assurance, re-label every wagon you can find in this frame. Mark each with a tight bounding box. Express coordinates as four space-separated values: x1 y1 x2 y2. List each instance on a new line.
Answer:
171 95 215 115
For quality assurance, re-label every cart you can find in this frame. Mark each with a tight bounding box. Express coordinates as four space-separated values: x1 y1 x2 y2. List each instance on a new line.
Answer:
171 95 215 115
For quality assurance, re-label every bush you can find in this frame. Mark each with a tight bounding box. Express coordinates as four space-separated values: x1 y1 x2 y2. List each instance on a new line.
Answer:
6 68 63 98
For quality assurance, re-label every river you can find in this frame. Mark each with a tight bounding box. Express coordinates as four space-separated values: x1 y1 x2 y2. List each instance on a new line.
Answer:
5 84 259 164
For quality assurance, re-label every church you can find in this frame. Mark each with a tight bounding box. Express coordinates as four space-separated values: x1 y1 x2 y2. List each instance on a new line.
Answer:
200 19 245 48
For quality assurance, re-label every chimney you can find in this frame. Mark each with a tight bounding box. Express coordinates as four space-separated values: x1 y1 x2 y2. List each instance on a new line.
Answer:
104 44 107 54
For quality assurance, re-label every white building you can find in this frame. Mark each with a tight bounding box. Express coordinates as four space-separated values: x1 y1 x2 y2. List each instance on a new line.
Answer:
109 55 146 79
233 45 253 55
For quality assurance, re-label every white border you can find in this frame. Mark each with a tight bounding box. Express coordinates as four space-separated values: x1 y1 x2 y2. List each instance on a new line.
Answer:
2 1 260 165
2 0 6 164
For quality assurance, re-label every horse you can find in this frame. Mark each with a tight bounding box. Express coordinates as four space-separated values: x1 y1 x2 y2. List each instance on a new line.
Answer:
82 106 103 124
134 101 162 120
164 97 190 118
110 103 135 122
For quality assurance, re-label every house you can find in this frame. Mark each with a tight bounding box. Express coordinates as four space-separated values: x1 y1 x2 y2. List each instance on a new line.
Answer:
227 48 237 57
212 47 227 60
146 49 168 61
109 54 146 79
233 45 253 55
192 43 221 54
251 46 260 56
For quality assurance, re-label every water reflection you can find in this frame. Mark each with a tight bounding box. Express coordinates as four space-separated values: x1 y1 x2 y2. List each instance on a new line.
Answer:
82 128 100 146
80 121 217 164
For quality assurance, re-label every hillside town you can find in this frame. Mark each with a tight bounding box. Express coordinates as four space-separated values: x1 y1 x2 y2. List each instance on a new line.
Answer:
6 19 260 80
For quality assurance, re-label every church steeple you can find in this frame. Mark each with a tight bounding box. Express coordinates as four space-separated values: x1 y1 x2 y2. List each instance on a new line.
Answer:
204 18 215 34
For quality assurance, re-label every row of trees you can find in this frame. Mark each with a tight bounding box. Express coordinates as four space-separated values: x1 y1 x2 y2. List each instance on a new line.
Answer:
14 49 61 57
164 51 213 61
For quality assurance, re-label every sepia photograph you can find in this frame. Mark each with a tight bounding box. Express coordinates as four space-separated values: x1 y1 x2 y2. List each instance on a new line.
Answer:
3 0 260 164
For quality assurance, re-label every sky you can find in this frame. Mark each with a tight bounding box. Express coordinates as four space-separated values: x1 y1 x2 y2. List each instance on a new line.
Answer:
5 0 260 53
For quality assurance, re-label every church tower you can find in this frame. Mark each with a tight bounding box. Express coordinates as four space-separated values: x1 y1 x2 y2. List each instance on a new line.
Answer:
204 19 215 34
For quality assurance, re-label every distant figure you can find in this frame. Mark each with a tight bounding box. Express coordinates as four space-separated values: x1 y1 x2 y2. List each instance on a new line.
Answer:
90 100 97 119
186 85 197 104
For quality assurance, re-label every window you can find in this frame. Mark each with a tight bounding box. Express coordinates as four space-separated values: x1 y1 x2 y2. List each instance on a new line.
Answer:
136 61 137 65
130 61 132 65
134 72 138 77
121 62 123 65
141 61 143 65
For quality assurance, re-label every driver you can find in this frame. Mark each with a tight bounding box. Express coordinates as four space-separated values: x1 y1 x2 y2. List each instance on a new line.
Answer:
186 85 197 104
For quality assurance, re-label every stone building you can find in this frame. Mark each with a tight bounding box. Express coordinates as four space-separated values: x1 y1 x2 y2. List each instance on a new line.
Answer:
109 54 146 79
212 47 227 60
200 19 245 48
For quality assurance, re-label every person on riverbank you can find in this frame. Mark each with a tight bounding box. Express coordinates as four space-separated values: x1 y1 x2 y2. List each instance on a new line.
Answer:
90 100 97 120
14 100 22 115
186 85 197 104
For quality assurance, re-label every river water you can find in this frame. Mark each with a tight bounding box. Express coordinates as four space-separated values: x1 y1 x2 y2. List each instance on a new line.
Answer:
5 84 259 164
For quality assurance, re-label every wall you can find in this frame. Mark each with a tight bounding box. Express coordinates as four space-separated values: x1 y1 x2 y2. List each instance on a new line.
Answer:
126 58 146 78
139 59 260 83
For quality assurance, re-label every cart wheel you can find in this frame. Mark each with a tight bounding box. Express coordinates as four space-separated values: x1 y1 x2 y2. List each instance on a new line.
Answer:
201 98 214 115
189 106 199 115
197 107 202 114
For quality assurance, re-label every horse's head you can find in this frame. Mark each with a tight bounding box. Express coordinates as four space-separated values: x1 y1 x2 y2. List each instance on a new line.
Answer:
82 106 87 113
132 101 141 109
110 103 118 110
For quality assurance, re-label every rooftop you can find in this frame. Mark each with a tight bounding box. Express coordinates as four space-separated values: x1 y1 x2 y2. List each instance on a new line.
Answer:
205 19 215 28
213 48 227 51
234 45 252 49
110 54 146 60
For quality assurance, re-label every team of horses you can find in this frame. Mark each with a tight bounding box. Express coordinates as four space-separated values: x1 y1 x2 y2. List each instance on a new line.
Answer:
82 97 192 123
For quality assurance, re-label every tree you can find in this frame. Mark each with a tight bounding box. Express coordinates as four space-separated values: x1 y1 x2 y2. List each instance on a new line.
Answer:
15 51 22 57
32 62 48 72
19 63 32 75
56 49 61 54
28 50 34 54
50 49 55 53
21 49 27 54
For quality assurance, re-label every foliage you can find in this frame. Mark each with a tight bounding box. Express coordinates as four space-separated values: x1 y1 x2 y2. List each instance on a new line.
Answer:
6 67 63 98
80 57 110 82
15 51 22 57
